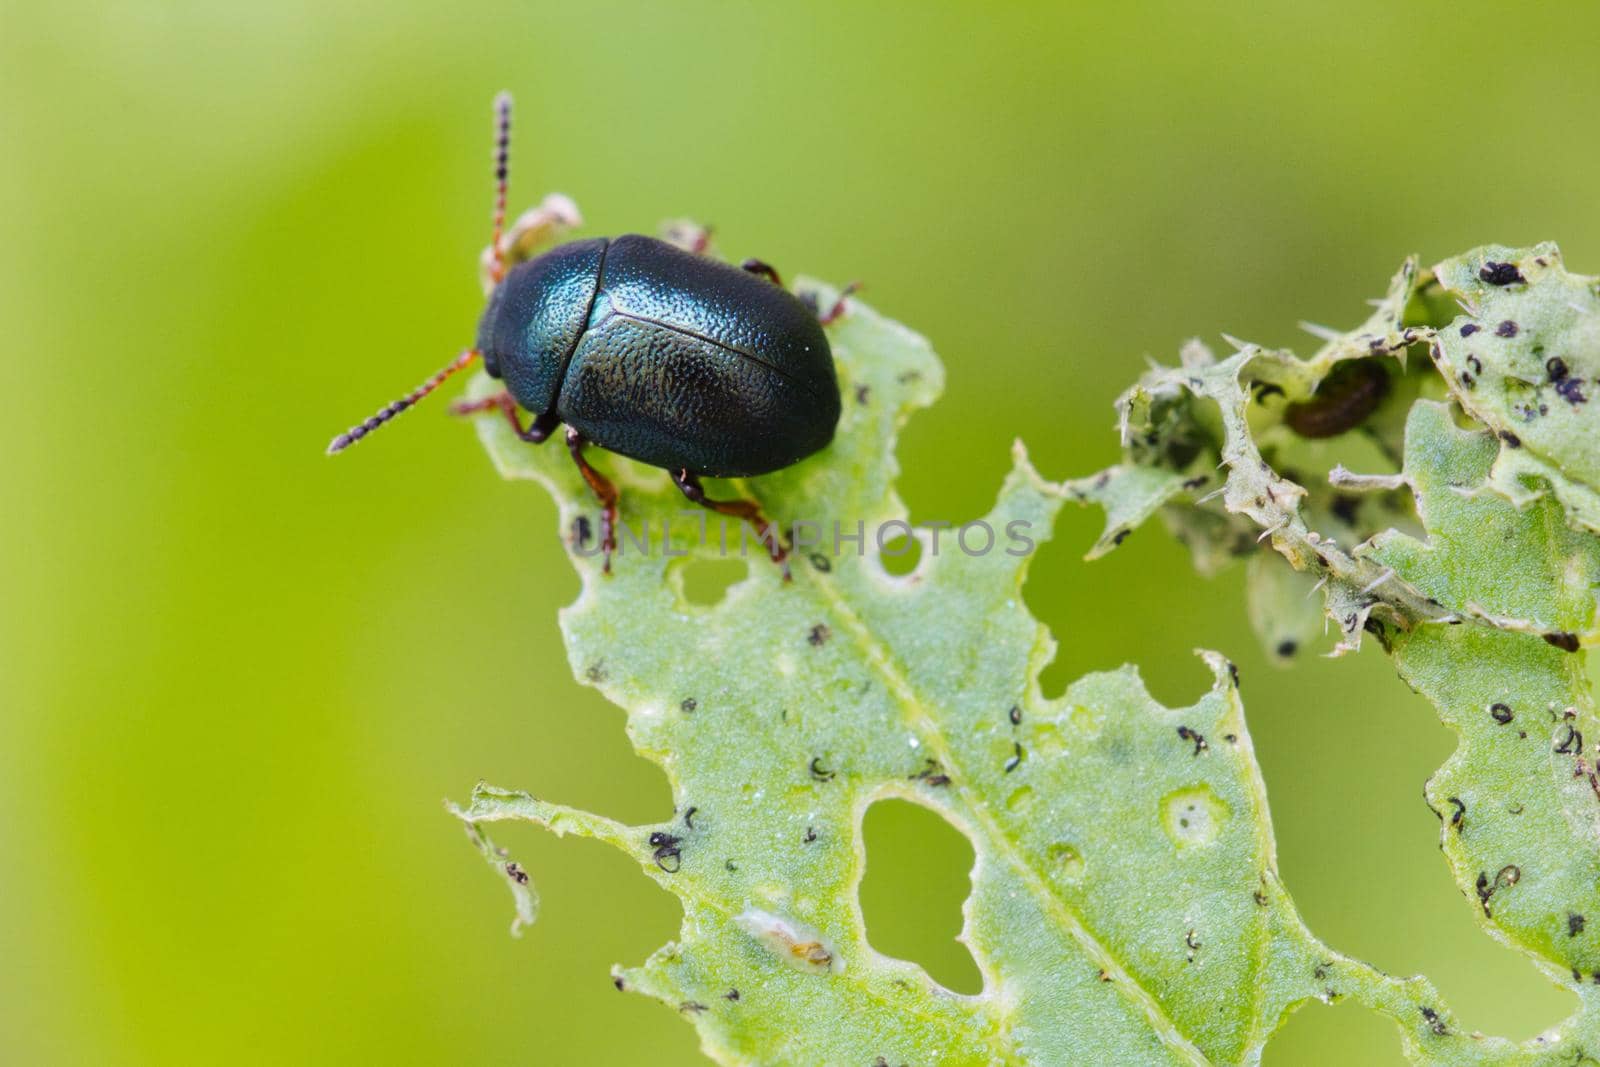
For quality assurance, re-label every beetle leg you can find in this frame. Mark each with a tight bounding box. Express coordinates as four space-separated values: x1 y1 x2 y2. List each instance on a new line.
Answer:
449 390 560 443
818 281 861 326
672 469 791 581
740 258 783 288
565 429 619 573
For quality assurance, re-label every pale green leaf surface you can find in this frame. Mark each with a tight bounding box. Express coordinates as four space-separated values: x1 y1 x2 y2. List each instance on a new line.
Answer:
1362 403 1600 994
447 280 1446 1065
1431 245 1600 535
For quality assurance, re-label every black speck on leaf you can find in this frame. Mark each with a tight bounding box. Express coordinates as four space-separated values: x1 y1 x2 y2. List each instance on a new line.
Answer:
1545 632 1581 652
1479 261 1525 286
1556 377 1589 405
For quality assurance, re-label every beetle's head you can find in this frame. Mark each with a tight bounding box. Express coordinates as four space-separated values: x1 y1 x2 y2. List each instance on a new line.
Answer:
475 281 508 380
474 189 582 385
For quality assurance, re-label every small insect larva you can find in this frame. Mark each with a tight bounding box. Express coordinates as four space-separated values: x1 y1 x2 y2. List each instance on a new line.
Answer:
734 907 842 975
1283 360 1391 439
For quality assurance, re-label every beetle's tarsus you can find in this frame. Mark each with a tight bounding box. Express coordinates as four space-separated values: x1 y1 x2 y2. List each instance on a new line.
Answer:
819 281 861 327
740 258 783 288
672 468 790 575
567 429 619 572
451 391 560 444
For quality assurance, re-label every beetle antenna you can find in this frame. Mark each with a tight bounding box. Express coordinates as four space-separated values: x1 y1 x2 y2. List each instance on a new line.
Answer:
326 350 480 455
488 91 512 284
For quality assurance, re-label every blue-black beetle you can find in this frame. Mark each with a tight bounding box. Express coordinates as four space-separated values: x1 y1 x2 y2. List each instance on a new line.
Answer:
328 94 852 575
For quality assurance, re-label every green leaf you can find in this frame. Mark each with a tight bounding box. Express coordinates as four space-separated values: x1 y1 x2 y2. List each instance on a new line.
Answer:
1364 402 1600 991
1074 245 1600 1062
448 278 1445 1064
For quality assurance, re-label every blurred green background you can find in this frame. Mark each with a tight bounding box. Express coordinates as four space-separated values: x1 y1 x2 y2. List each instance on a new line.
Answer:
6 2 1600 1062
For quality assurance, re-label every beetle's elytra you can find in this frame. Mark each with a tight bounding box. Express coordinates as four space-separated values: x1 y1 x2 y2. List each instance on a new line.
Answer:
477 234 840 478
327 93 852 577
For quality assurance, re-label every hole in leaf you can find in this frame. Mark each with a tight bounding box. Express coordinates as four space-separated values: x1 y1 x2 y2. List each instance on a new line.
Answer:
876 531 923 577
1263 646 1575 1041
859 798 982 994
1263 989 1407 1065
675 556 748 607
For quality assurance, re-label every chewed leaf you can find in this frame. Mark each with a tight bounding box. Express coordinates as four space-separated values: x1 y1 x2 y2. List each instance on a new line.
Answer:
1342 403 1600 994
1083 337 1453 655
1431 244 1600 534
1061 463 1191 559
1361 402 1600 640
1074 245 1600 1061
449 275 1446 1063
1067 250 1600 655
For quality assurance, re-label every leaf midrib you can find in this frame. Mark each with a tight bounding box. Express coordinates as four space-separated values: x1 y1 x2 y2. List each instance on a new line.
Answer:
807 562 1214 1066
